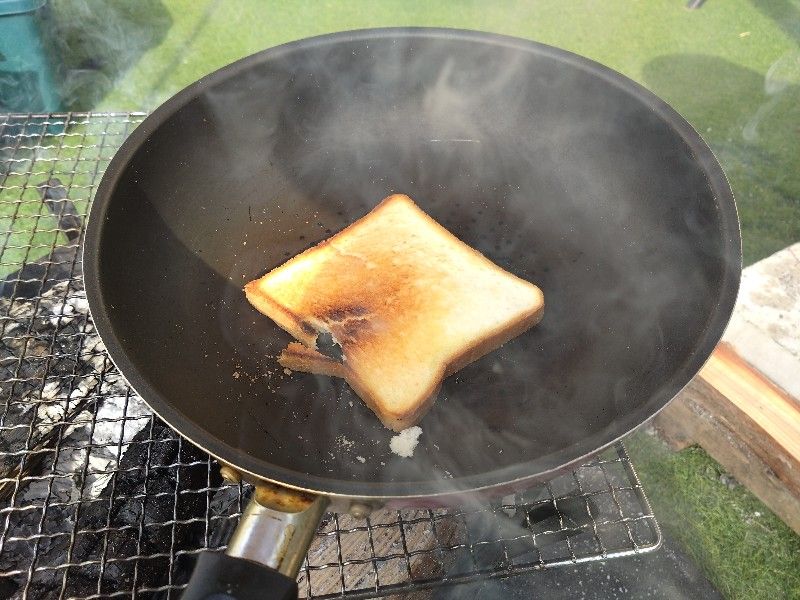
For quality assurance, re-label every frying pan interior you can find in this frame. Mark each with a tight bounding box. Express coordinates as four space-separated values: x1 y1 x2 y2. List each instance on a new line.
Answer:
86 30 739 498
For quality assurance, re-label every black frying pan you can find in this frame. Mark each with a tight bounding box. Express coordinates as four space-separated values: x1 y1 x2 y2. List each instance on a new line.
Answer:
83 29 740 599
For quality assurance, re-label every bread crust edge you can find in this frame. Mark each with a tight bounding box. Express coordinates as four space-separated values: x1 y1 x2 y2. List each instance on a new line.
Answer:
278 291 544 432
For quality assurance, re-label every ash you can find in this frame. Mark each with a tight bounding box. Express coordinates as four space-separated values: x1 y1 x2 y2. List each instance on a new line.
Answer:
0 282 239 598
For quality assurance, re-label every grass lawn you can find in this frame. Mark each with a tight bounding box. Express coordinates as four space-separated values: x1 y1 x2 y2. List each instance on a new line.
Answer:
58 0 800 266
4 0 799 269
2 1 799 597
627 431 800 599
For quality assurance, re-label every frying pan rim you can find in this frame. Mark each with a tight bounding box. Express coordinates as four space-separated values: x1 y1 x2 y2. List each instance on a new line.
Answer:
83 27 741 500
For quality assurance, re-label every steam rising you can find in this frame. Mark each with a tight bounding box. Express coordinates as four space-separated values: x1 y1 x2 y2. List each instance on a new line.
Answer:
119 31 736 495
743 50 800 142
47 0 172 108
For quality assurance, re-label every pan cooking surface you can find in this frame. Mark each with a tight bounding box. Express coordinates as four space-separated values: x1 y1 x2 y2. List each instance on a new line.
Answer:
85 29 739 497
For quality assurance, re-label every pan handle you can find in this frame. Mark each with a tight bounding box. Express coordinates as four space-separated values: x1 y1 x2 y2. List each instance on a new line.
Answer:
180 552 299 600
182 482 329 600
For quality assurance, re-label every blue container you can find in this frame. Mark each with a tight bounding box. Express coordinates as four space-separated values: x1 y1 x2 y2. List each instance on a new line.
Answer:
0 0 61 113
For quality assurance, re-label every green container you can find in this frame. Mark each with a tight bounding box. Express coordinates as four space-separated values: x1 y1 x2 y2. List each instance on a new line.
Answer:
0 0 61 113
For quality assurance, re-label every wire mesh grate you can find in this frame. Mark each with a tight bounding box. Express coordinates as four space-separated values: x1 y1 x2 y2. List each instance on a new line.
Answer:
298 445 660 599
0 112 660 599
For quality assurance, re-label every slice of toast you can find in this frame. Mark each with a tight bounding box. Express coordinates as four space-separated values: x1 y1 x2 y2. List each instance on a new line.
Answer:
245 194 544 431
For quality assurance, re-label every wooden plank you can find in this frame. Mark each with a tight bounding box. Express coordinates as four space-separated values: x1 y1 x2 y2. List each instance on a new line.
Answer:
654 344 800 535
652 404 694 452
699 343 800 462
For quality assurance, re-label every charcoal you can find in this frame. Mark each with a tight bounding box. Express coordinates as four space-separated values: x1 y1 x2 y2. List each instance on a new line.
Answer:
4 421 221 599
207 485 248 549
0 114 253 599
39 179 82 243
0 179 83 300
0 245 81 299
0 282 104 497
0 278 244 598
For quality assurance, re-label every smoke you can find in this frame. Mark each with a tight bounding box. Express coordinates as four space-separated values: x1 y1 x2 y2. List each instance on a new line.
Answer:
743 50 800 142
114 30 736 500
43 0 172 109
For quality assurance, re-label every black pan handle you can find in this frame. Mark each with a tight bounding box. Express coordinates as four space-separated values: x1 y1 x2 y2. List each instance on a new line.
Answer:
182 552 297 600
182 482 328 600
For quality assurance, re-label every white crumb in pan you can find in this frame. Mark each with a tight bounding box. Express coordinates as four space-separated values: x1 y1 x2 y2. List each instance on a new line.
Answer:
356 456 366 463
336 435 355 450
390 426 423 458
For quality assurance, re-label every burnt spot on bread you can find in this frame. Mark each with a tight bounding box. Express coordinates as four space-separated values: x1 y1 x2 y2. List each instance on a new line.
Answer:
300 320 316 336
341 319 369 339
327 308 349 322
324 305 372 344
315 331 344 361
327 305 369 321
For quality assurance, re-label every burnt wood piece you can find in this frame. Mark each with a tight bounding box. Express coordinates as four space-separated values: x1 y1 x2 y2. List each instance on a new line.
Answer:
0 179 82 299
50 421 223 598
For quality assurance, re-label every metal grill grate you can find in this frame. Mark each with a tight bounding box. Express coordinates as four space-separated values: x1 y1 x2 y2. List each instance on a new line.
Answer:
0 113 660 599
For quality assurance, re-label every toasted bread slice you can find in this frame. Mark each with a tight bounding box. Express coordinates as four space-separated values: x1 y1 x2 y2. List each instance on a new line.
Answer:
245 194 544 431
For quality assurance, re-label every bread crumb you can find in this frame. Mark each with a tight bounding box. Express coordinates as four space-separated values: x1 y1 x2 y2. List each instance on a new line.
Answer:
390 426 422 458
232 371 240 379
283 368 292 375
336 435 355 450
356 456 366 463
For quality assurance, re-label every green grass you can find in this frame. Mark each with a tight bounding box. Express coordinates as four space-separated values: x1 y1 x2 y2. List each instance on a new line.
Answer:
5 0 799 269
627 431 800 600
76 0 800 265
0 129 101 275
26 0 800 268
